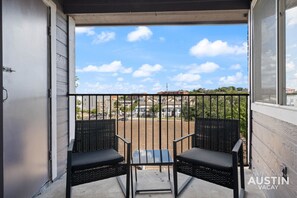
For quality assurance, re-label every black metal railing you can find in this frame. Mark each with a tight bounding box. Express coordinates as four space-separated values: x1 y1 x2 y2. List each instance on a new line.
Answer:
69 93 249 165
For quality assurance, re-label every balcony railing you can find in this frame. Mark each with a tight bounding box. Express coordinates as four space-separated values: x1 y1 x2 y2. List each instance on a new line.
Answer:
69 93 249 165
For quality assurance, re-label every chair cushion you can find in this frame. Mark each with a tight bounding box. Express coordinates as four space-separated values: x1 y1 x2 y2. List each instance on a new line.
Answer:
176 148 233 171
72 149 124 170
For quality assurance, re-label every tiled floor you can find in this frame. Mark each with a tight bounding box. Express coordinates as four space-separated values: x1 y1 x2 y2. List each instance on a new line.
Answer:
37 167 265 198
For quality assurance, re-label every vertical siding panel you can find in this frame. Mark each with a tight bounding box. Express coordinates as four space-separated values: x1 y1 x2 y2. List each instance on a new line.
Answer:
56 11 68 177
252 111 297 197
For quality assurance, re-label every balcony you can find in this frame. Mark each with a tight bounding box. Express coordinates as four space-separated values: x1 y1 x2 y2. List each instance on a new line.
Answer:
34 93 265 198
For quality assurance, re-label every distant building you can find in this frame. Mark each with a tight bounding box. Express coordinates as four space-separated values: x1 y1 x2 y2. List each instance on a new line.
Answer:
161 105 181 117
157 90 189 95
286 88 296 94
287 93 297 107
82 96 97 111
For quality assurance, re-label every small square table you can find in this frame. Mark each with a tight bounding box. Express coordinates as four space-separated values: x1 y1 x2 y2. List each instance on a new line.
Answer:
131 149 174 197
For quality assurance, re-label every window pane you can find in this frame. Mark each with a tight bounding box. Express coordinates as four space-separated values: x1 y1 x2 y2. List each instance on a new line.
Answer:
253 0 277 103
286 0 297 107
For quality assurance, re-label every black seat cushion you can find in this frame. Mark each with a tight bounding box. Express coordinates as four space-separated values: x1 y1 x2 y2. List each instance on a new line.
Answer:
177 148 233 171
72 149 124 171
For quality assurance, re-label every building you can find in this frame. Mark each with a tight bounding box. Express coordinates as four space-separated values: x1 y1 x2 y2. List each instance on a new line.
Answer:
157 90 189 95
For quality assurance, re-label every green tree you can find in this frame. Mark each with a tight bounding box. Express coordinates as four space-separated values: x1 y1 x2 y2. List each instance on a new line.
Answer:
149 104 160 117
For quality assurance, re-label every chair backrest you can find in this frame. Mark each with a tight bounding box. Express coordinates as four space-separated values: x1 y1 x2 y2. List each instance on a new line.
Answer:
193 118 239 153
74 119 117 153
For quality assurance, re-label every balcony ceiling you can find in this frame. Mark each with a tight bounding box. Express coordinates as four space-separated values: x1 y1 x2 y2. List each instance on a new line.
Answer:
63 0 250 26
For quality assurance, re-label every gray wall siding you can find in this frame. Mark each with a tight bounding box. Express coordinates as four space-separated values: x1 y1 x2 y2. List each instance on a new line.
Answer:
56 10 69 177
252 111 297 197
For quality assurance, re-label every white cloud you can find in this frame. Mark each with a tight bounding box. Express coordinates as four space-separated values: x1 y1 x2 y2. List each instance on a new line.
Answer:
142 77 154 82
77 61 133 74
189 62 220 73
75 27 95 36
159 37 165 42
152 83 162 92
229 64 241 70
287 61 296 72
174 82 201 90
121 67 133 74
205 80 213 84
127 26 153 42
287 7 297 27
117 77 124 82
84 82 146 93
182 84 202 90
190 38 247 57
133 64 162 77
173 73 201 83
93 31 115 44
219 72 247 85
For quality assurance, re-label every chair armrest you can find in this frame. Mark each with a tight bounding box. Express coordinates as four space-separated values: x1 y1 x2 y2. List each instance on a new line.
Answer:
173 133 195 160
115 134 131 145
173 133 195 143
115 135 131 164
232 139 243 154
68 139 75 153
232 139 243 169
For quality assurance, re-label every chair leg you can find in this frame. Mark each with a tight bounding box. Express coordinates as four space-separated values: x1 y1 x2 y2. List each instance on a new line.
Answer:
168 165 171 181
131 166 134 198
126 167 130 198
173 164 178 198
135 166 138 181
240 150 245 190
233 169 239 198
66 174 71 198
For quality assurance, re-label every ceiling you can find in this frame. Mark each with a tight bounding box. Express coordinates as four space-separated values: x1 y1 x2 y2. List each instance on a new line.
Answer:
63 0 250 25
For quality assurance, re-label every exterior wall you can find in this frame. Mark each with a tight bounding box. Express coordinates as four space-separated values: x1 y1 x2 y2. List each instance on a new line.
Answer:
56 10 69 177
251 111 297 197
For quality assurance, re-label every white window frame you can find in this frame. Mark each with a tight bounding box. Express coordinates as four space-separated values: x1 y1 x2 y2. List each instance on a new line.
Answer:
251 0 297 126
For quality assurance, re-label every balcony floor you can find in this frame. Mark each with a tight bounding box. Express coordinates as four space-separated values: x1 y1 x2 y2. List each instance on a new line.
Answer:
37 167 264 198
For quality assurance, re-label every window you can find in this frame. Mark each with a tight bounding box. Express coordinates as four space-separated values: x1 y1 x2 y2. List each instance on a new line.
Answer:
252 0 297 107
253 0 277 104
285 0 297 107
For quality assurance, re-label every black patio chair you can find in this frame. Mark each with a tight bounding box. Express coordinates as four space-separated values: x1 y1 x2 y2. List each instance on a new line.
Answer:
66 119 130 198
173 118 245 198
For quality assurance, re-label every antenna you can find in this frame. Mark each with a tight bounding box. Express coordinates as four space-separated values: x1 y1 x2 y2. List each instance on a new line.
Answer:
166 83 168 92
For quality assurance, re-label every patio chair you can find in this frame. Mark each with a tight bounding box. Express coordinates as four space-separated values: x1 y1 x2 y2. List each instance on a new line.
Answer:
66 119 130 198
173 118 245 198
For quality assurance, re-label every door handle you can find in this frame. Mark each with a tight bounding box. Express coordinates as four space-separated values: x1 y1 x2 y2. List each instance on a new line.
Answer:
3 87 8 102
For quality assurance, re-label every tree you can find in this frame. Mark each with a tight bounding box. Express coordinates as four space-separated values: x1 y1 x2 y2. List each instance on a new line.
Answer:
149 104 160 117
76 99 82 119
181 88 248 137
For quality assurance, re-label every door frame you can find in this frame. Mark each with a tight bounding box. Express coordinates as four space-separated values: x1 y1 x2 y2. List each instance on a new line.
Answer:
0 0 4 195
43 0 57 181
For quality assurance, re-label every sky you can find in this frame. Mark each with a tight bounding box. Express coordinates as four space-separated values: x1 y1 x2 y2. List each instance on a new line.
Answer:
75 25 248 94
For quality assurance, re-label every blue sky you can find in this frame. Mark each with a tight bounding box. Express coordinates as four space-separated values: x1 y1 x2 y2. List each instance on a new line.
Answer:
75 25 248 93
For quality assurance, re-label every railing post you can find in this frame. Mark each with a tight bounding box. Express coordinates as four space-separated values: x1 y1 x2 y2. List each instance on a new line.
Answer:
159 95 162 151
